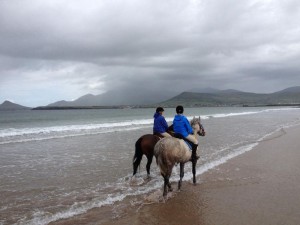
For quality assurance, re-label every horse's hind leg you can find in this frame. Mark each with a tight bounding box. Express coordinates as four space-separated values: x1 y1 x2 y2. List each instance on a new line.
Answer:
167 180 173 192
146 155 153 177
178 162 184 190
163 175 170 196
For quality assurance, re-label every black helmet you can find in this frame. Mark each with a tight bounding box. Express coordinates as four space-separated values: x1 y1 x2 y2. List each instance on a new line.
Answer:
176 105 184 114
156 107 164 113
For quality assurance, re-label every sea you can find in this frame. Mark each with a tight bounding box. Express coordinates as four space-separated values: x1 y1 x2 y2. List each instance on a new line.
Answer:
1 106 300 225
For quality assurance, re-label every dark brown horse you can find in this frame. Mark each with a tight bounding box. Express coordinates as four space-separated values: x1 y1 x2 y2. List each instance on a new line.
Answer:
132 134 161 177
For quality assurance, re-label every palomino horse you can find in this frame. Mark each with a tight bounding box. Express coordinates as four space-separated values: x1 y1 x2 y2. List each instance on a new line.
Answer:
154 117 204 196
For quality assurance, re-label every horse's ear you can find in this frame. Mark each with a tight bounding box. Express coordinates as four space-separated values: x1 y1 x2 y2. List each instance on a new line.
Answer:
199 116 201 121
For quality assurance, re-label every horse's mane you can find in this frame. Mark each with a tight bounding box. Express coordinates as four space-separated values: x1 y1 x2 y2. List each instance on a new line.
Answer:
190 117 200 127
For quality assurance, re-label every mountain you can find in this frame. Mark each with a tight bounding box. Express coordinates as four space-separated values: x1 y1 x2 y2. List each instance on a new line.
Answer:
273 86 300 94
187 87 220 93
160 86 300 107
0 101 31 110
218 89 243 94
48 89 178 107
48 94 98 107
41 86 300 109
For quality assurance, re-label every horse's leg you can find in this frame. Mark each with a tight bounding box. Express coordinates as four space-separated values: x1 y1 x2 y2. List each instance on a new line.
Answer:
191 147 198 184
167 165 174 192
167 180 173 192
178 162 184 190
163 174 170 196
146 155 153 177
192 159 197 184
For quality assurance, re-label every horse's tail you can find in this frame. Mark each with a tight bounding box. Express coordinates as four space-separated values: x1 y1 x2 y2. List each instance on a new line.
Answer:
133 136 143 176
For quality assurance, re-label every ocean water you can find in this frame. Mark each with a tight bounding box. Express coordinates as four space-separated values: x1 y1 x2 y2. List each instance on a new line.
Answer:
0 107 300 225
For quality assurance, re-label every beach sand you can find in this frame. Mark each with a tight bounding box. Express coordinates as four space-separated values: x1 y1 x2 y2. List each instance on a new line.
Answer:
52 124 300 225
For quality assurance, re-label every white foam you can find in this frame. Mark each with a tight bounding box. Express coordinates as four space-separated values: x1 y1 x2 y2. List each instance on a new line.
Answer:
157 142 257 185
0 109 263 138
22 179 163 225
0 119 153 138
196 143 258 176
211 111 259 118
0 123 152 144
2 107 298 145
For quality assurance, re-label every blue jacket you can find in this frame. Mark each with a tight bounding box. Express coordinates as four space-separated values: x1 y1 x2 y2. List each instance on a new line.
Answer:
173 114 193 138
153 113 169 133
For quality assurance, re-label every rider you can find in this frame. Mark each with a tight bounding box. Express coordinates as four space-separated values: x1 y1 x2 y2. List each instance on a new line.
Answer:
153 107 171 138
173 105 199 160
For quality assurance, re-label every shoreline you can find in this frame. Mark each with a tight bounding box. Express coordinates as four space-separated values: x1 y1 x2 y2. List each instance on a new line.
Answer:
52 124 300 225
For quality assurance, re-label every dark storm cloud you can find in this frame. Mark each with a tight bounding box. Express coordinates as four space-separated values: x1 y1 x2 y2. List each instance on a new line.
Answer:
1 0 300 106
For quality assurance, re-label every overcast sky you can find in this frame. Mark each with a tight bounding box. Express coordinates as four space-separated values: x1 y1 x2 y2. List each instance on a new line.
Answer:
1 0 300 106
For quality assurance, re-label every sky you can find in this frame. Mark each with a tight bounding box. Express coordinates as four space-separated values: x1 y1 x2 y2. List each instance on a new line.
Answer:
1 0 300 107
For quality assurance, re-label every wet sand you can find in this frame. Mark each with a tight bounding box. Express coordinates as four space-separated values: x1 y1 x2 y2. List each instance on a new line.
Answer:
52 124 300 225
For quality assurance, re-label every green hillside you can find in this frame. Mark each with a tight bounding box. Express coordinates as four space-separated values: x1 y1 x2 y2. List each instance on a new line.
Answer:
159 88 300 107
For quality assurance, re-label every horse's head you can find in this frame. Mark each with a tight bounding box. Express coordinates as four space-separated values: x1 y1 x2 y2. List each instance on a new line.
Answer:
190 116 205 136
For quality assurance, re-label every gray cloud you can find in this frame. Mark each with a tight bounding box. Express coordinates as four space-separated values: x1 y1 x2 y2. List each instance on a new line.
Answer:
1 0 300 106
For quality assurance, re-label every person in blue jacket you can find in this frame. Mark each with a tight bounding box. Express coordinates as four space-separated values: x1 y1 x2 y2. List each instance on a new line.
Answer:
173 105 199 159
153 107 171 138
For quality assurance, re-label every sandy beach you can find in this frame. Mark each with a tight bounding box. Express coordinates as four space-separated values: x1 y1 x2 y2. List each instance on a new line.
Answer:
50 123 300 225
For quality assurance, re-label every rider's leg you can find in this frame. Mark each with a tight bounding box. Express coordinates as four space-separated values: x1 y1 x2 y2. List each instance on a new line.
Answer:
185 135 199 160
185 134 198 145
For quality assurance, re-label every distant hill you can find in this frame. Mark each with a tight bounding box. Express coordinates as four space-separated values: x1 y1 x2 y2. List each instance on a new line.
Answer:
187 87 220 93
0 101 31 110
159 86 300 107
37 86 300 109
47 89 177 107
273 86 300 93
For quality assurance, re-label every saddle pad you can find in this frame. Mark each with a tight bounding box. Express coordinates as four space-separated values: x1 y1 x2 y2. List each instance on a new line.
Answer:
184 140 192 151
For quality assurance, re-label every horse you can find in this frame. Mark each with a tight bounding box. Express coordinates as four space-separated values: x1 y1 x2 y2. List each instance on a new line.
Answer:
132 134 161 177
132 118 205 177
154 117 204 196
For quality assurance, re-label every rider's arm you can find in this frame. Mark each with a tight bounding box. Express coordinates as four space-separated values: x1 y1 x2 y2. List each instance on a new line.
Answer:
184 117 193 134
162 117 169 130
